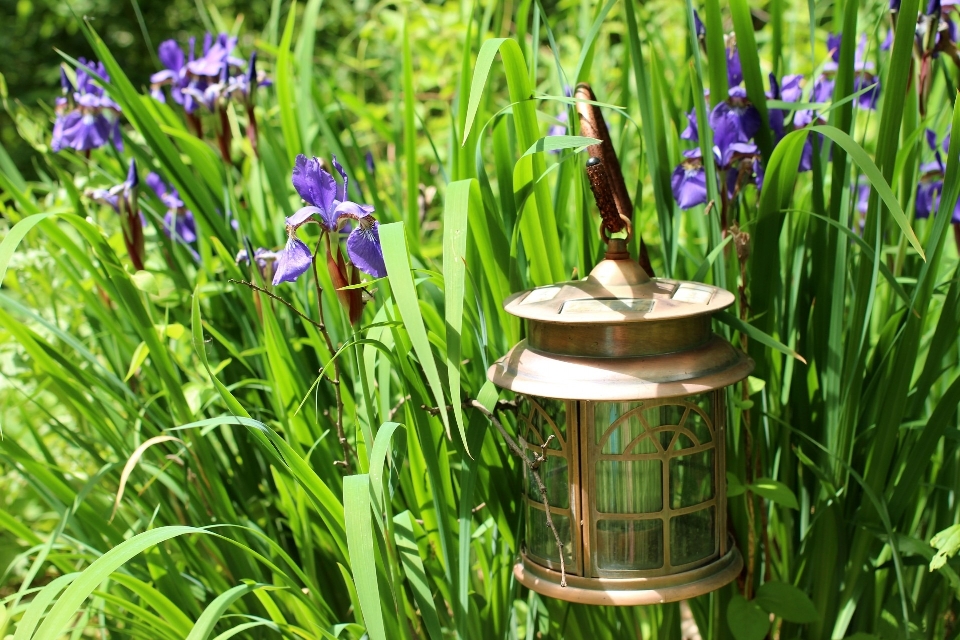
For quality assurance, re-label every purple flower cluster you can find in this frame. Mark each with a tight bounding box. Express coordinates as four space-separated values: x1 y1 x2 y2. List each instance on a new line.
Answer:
146 172 200 259
270 154 386 286
150 33 269 114
86 160 146 270
672 21 885 210
671 19 768 210
52 60 122 153
916 129 960 220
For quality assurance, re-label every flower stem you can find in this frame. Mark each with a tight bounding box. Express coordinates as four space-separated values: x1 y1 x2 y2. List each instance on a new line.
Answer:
311 234 354 472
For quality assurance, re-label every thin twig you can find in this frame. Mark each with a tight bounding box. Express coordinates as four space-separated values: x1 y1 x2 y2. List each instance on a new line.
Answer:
388 395 412 421
229 279 325 331
312 235 354 472
467 399 567 587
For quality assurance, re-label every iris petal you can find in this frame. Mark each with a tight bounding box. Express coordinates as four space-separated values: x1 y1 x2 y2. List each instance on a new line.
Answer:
273 236 314 285
346 222 387 278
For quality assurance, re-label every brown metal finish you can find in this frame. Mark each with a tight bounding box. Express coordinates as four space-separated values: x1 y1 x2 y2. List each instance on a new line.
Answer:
574 82 654 276
585 157 625 234
575 84 631 227
503 258 733 325
489 335 753 401
514 544 742 606
527 315 711 358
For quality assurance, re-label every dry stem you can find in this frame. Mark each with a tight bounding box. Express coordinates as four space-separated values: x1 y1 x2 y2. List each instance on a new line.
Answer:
467 399 566 587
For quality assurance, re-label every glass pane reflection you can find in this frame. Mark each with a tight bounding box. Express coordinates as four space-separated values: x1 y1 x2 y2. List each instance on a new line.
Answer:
670 507 715 566
525 505 574 565
596 519 663 570
595 460 662 513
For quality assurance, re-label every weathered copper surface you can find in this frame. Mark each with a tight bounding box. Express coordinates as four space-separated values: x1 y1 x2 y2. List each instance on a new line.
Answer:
489 335 752 401
514 544 742 605
489 249 751 603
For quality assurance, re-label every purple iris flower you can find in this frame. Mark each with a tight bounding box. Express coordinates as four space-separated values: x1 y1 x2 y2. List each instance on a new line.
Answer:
821 34 880 109
681 109 699 142
51 59 122 153
150 39 194 111
709 87 761 162
275 154 386 285
226 51 272 103
365 151 376 174
147 172 198 247
915 129 960 220
794 75 836 129
671 149 709 210
548 111 568 138
87 159 144 222
187 33 244 79
693 10 706 40
726 46 743 86
767 73 804 140
237 247 278 281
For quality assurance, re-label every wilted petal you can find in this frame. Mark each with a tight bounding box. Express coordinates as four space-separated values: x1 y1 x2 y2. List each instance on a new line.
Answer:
346 220 387 278
273 236 314 285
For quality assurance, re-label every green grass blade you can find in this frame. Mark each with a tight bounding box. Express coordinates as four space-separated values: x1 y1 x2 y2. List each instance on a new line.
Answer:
381 222 454 445
344 475 387 640
185 583 262 640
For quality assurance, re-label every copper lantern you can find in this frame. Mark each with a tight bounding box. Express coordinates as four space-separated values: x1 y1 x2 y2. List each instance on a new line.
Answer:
487 237 753 606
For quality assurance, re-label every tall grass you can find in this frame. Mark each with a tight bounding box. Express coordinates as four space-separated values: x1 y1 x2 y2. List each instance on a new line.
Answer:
2 0 960 638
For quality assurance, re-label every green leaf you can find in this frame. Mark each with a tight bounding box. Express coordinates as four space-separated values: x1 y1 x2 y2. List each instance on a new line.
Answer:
715 311 806 364
727 594 770 640
808 125 924 259
32 527 204 639
381 222 455 446
124 342 150 382
520 135 600 157
344 475 387 640
726 472 746 498
393 511 443 640
185 583 263 640
443 180 471 457
130 270 159 295
749 478 799 510
755 580 819 623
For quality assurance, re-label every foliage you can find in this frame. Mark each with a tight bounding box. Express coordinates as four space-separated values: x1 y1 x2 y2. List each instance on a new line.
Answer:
2 0 960 638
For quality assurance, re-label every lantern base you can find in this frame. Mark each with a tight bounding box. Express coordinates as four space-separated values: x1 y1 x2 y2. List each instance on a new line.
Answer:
514 544 742 606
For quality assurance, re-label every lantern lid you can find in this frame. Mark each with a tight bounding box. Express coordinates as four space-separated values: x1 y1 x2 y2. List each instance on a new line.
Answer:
489 244 753 400
503 250 735 325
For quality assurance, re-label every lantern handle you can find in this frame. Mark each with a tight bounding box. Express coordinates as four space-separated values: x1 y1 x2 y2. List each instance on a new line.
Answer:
575 83 655 275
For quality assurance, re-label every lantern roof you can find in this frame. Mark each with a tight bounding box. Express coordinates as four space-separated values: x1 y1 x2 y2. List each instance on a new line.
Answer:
488 241 753 401
502 250 735 325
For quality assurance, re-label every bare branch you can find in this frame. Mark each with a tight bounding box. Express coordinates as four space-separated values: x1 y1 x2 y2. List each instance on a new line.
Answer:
229 279 325 331
466 399 567 587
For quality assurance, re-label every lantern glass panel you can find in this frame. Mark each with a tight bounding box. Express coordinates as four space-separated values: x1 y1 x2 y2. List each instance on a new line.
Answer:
522 397 566 450
595 460 662 513
595 519 663 570
670 507 716 566
525 507 575 566
670 450 714 509
524 453 570 509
